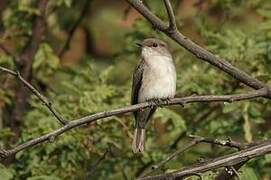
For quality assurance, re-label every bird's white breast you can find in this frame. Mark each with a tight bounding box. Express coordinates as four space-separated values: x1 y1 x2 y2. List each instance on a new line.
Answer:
138 56 176 103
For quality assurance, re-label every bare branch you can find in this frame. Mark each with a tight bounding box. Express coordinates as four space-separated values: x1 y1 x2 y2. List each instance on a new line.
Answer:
0 88 268 161
121 2 271 176
125 0 267 90
126 0 168 30
11 0 49 137
58 0 91 57
229 166 241 179
142 135 244 177
0 66 17 76
187 135 244 150
170 105 220 149
0 66 67 125
139 139 271 180
163 0 177 31
86 148 109 178
145 139 197 176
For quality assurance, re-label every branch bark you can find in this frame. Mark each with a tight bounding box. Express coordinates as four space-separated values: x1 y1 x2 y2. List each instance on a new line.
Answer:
125 0 266 90
139 139 270 180
141 135 245 177
10 0 48 138
0 66 67 125
123 0 271 179
0 88 267 161
2 1 271 179
58 0 91 57
163 0 177 31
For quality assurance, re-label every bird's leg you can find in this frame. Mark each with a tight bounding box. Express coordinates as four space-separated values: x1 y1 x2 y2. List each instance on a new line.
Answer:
147 99 161 108
147 99 156 109
163 97 171 105
153 98 164 107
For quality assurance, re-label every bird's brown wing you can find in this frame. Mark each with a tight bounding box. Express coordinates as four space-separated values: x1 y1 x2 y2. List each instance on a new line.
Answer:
131 59 145 106
131 59 155 152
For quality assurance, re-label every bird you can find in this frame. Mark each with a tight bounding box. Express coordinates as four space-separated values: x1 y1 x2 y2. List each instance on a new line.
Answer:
131 38 176 153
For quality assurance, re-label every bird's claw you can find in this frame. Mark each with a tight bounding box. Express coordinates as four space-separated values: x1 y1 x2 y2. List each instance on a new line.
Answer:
147 98 166 108
163 97 171 105
147 99 156 109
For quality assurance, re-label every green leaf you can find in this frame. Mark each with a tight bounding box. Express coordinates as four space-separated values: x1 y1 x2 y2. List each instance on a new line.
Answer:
257 9 271 18
0 164 13 180
240 167 258 180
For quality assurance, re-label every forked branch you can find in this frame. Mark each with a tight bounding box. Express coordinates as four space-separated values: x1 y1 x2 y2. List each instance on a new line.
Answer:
125 0 266 90
0 86 267 161
0 66 67 125
139 139 271 180
163 0 177 31
142 135 247 177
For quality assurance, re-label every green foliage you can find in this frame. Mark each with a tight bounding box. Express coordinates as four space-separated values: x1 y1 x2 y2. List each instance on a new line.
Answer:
0 164 14 180
2 0 38 39
33 43 60 83
1 0 271 179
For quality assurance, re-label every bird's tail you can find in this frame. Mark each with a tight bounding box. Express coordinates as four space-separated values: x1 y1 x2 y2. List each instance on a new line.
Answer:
132 128 145 153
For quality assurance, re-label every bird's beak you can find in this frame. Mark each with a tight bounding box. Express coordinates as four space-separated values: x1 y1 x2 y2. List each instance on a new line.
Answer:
136 42 142 47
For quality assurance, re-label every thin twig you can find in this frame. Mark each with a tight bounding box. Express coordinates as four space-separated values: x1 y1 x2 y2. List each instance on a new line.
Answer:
143 135 244 177
163 0 177 31
170 105 220 149
187 135 244 150
229 166 241 180
0 66 67 125
0 88 268 161
122 2 271 177
145 139 197 176
139 139 271 180
86 148 109 178
125 0 267 90
58 0 91 57
115 118 133 139
10 0 49 138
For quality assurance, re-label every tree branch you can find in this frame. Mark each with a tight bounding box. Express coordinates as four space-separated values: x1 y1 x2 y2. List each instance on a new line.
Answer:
0 88 268 161
58 0 91 57
187 134 244 150
86 148 109 179
170 105 220 149
122 1 271 179
11 0 49 137
163 0 177 31
0 66 67 125
139 139 271 180
142 135 244 177
125 0 267 90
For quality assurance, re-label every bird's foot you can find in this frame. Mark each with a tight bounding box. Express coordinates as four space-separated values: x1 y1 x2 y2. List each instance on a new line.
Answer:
162 97 171 105
147 99 156 109
147 99 163 108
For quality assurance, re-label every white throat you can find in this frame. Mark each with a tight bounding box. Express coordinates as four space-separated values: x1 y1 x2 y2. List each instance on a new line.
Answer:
141 47 172 60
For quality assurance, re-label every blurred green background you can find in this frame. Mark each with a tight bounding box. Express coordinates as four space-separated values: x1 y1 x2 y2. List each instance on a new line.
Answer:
1 0 271 179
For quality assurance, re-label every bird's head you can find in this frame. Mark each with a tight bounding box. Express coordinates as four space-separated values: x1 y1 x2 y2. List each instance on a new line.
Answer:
136 38 171 58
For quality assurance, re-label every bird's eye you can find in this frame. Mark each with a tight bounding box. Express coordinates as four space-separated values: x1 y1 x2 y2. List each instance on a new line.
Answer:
152 43 158 47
